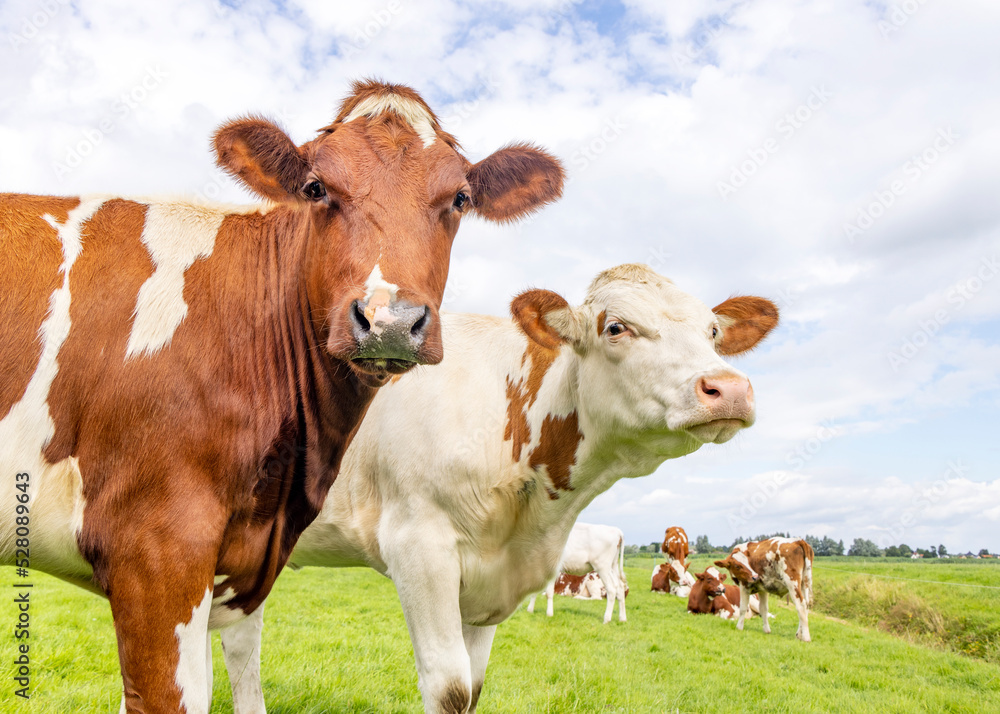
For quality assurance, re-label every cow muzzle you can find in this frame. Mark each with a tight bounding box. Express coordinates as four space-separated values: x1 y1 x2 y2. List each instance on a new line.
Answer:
345 293 441 381
680 373 756 443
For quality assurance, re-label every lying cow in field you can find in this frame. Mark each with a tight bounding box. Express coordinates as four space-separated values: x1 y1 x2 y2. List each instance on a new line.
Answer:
686 567 762 620
651 560 696 597
219 263 778 713
553 572 606 600
715 538 814 641
0 79 564 713
526 522 628 622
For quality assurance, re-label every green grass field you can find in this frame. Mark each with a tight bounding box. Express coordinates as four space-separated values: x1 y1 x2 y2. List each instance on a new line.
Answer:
3 558 999 713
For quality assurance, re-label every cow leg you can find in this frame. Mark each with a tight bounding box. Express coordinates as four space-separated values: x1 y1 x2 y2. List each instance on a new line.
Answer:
545 581 555 617
735 584 750 631
593 567 624 624
526 594 537 613
221 604 267 714
759 591 771 634
111 575 216 714
383 520 474 714
462 624 496 713
784 582 811 642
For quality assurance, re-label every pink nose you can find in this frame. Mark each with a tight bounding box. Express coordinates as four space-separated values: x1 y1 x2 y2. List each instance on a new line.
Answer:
696 375 754 416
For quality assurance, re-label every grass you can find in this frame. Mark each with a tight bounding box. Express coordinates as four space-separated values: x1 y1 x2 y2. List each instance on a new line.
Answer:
2 559 999 712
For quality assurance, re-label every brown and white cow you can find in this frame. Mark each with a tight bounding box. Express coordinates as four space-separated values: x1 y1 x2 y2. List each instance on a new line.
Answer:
715 538 814 641
686 566 761 620
662 526 690 564
0 80 564 713
526 522 629 623
219 263 778 713
552 572 606 600
651 559 696 597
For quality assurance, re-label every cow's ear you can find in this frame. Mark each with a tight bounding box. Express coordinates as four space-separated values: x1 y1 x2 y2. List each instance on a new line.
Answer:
214 117 310 202
712 296 779 356
468 143 565 223
720 573 727 582
713 559 728 569
511 289 585 348
695 572 706 581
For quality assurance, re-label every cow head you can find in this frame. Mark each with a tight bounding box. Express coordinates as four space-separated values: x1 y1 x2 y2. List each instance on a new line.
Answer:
715 546 760 587
214 80 564 385
510 263 778 458
667 560 696 588
695 568 727 597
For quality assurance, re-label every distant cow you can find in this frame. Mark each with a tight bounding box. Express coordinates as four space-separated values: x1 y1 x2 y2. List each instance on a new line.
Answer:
218 263 778 713
0 79 564 713
715 538 814 641
651 560 696 597
553 572 606 600
686 567 761 620
527 523 629 623
662 526 691 564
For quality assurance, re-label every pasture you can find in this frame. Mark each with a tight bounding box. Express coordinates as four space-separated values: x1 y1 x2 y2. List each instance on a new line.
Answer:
3 558 998 713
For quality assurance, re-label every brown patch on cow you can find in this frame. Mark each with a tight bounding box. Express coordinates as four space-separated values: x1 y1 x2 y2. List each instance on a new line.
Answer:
0 195 80 420
712 296 779 355
504 339 559 461
661 526 690 563
596 309 606 337
650 564 669 592
439 680 470 714
529 410 582 496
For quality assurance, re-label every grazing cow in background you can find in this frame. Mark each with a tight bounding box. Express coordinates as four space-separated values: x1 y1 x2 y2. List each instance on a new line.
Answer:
715 538 814 641
219 263 779 713
651 560 696 597
527 522 629 623
552 572 607 600
0 79 564 714
662 526 691 564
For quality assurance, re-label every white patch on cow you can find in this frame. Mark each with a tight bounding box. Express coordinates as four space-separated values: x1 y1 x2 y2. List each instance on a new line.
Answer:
125 202 226 359
175 587 213 714
221 605 266 714
732 550 754 575
344 94 438 148
0 197 106 580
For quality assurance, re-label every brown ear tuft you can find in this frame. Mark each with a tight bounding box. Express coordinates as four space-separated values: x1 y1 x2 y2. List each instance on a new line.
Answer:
469 143 565 223
510 289 570 349
213 117 309 202
714 560 728 569
713 296 780 355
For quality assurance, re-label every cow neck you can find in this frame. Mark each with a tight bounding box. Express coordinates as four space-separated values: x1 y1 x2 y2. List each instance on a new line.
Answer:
228 206 377 559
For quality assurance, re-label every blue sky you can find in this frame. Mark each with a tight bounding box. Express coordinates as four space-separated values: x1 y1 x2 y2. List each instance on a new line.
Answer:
1 0 997 552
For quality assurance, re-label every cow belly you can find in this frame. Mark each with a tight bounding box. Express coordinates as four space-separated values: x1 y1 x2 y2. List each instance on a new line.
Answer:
0 453 93 584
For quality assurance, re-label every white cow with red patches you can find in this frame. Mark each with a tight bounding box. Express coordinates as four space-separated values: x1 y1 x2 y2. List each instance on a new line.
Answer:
525 522 628 622
220 263 778 713
715 537 814 641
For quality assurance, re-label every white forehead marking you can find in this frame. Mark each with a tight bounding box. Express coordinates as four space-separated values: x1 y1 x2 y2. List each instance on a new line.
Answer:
126 202 224 359
706 567 721 579
364 263 400 302
344 94 438 148
732 551 754 573
174 587 212 714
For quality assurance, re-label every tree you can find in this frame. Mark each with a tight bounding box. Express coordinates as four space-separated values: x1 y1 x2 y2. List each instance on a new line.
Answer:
980 548 991 557
651 541 662 553
694 535 712 554
898 543 912 557
848 538 882 557
884 545 900 557
938 544 948 557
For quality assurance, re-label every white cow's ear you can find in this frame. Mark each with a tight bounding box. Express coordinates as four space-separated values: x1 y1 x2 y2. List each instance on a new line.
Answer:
712 296 779 355
510 289 585 348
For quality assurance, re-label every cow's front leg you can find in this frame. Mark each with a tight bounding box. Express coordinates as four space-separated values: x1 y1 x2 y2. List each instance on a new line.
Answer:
784 582 811 642
383 516 474 714
735 584 750 631
545 580 555 617
221 604 267 713
758 590 771 633
462 624 496 713
109 570 217 714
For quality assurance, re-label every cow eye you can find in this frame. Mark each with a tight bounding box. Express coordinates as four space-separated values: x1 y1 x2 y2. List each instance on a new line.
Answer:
712 326 719 339
453 191 471 211
606 321 628 337
303 180 327 201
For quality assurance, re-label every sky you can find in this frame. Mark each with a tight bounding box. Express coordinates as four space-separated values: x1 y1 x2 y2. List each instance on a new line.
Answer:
1 0 998 553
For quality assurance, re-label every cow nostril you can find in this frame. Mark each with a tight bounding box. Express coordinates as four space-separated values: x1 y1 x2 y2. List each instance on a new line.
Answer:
352 301 371 333
410 306 429 337
699 378 721 399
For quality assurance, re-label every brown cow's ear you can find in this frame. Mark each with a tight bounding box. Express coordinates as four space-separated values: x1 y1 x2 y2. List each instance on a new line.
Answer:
468 143 565 223
713 559 728 569
712 296 779 356
695 572 706 581
510 289 585 348
720 573 727 582
213 117 310 202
